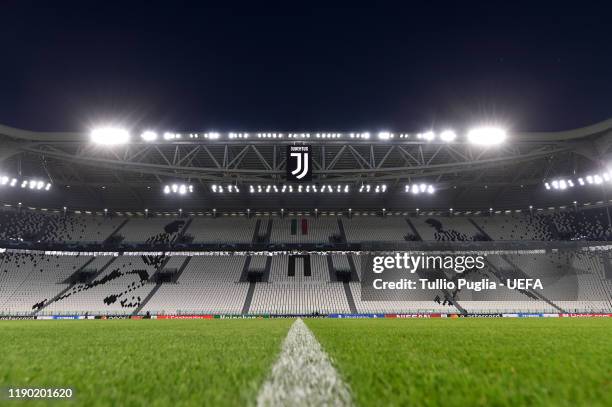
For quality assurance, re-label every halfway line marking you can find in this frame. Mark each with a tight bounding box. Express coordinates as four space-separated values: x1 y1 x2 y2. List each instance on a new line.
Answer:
257 318 353 406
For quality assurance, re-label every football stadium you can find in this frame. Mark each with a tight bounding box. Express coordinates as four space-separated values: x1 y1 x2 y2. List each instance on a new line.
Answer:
0 121 611 406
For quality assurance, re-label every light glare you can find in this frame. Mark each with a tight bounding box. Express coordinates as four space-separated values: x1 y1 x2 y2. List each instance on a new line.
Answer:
439 130 456 142
90 127 130 145
467 126 506 145
141 131 158 141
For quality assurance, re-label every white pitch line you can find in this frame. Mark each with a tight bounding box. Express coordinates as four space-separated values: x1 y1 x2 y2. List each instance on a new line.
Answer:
257 318 353 407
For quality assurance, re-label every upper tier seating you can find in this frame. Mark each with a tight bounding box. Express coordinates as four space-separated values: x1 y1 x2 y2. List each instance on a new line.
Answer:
189 216 257 243
0 210 124 243
2 206 612 245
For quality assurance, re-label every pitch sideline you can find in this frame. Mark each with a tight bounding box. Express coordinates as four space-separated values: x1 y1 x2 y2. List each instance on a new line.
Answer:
256 318 353 406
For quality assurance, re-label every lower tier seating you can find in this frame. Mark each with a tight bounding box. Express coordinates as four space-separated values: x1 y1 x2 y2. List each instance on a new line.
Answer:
1 249 611 315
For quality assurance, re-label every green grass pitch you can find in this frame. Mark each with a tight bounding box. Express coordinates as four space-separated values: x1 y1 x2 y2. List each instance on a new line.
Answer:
307 318 612 407
0 319 293 406
0 318 610 406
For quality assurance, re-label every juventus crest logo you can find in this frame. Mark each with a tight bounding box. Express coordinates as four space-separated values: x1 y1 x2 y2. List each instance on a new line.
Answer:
287 145 312 182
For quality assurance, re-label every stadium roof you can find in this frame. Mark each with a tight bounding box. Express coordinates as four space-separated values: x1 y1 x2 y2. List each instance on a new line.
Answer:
1 119 612 212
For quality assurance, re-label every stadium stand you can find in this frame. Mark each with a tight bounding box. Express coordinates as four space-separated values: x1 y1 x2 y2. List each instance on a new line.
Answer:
1 244 610 316
189 216 257 243
0 209 125 243
142 256 249 315
1 194 612 316
3 206 612 245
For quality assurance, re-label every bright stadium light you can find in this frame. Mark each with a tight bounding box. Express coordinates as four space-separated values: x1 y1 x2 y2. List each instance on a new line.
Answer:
544 171 612 191
212 184 240 194
163 183 192 195
246 183 356 194
3 175 51 191
405 183 436 194
141 131 158 141
467 126 506 145
439 130 457 142
418 131 436 141
90 127 130 145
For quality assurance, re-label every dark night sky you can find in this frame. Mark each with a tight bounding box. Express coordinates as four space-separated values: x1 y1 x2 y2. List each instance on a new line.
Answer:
1 1 610 133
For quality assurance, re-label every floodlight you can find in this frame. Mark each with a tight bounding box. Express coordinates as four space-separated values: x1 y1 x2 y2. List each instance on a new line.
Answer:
164 183 192 195
439 130 456 142
0 176 8 185
467 126 506 145
90 127 130 145
419 131 435 141
141 131 158 141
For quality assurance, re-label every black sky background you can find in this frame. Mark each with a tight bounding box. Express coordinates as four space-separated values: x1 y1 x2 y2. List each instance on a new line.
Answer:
1 1 611 133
